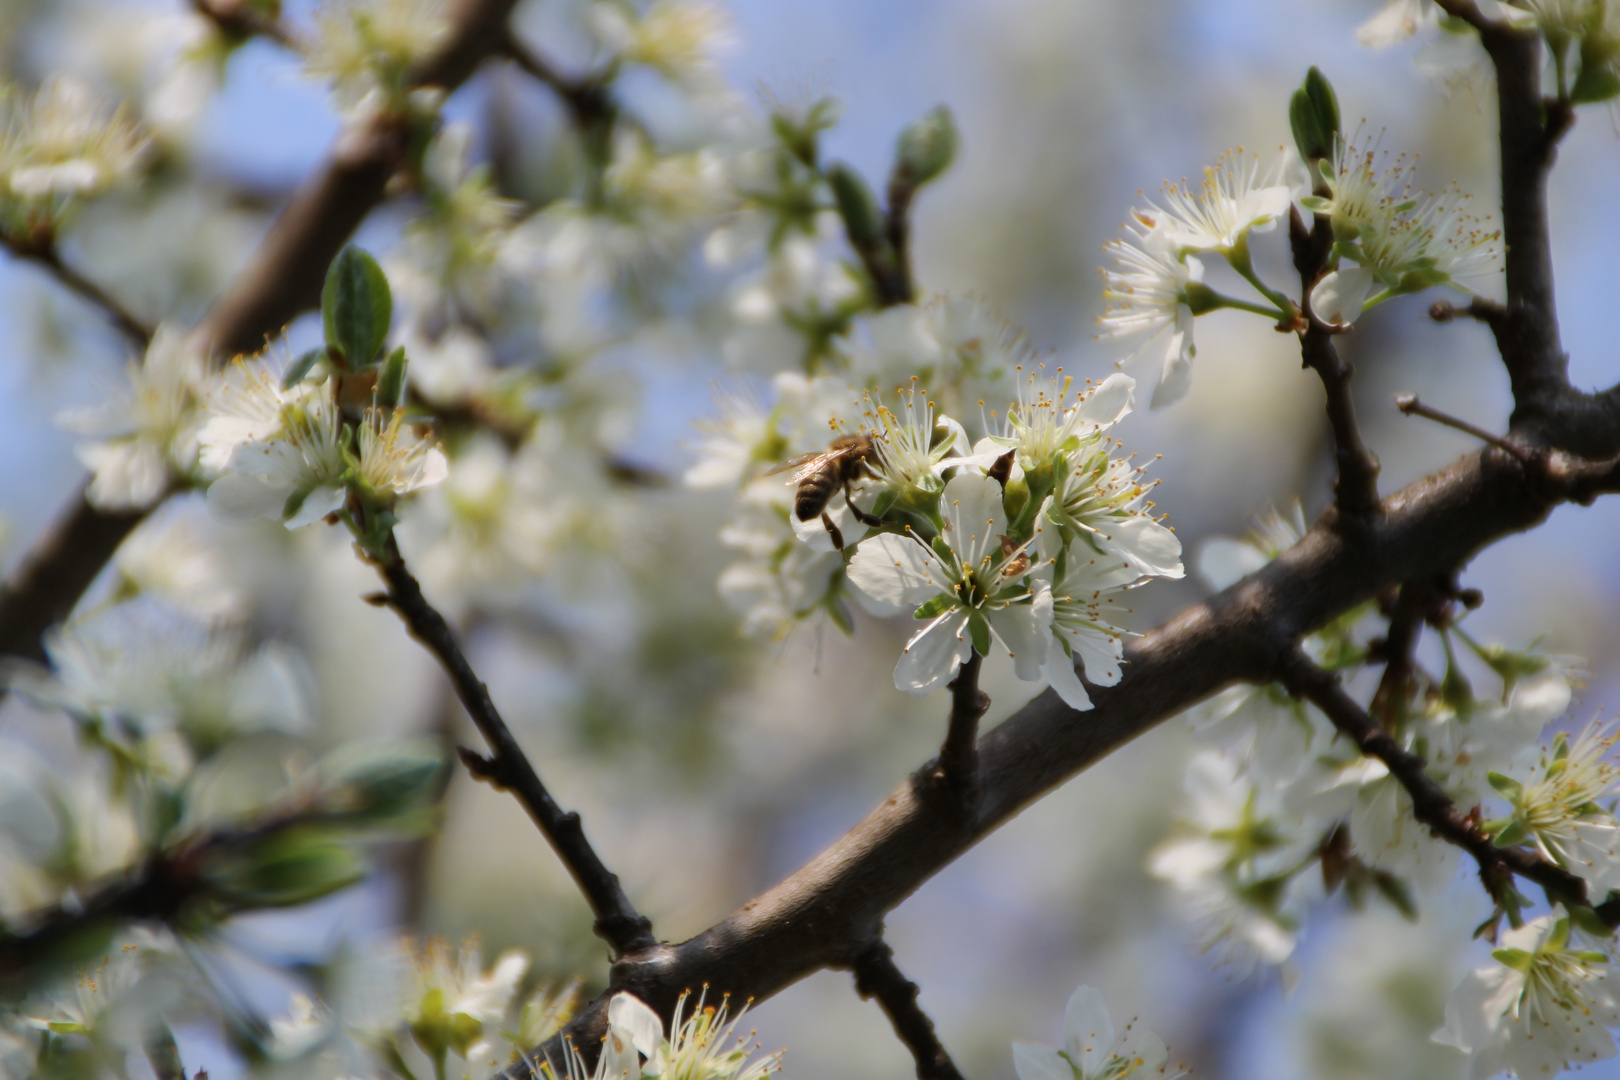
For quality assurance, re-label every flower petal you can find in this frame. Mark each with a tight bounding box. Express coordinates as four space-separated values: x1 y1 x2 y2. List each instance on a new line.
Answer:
895 611 971 696
847 533 948 615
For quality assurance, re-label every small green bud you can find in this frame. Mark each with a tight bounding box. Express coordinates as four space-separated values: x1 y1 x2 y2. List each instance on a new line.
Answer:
1571 52 1620 104
894 105 958 187
827 162 884 250
1290 66 1340 164
321 246 393 371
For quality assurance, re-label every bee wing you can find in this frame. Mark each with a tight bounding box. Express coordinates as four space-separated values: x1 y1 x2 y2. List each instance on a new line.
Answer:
764 447 852 482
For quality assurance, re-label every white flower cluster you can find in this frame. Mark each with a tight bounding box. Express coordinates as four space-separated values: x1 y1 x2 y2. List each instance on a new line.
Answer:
199 351 446 529
697 316 1182 707
1153 507 1585 973
1012 984 1184 1080
0 75 149 221
1304 134 1501 327
1144 504 1620 1078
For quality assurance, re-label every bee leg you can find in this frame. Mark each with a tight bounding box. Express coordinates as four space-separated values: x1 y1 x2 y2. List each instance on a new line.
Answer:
843 487 884 528
821 512 846 551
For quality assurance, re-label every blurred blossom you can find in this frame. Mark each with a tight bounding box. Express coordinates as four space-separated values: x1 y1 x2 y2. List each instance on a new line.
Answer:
0 75 149 216
1012 985 1184 1080
57 323 209 511
305 0 451 114
590 0 735 86
2 606 312 756
109 510 246 621
1149 750 1315 975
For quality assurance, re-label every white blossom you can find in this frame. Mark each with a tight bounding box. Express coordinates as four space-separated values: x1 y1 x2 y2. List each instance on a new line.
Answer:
109 512 245 620
404 939 529 1064
356 408 449 501
846 472 1051 696
304 0 451 114
1436 911 1620 1079
1012 985 1184 1080
590 0 734 85
1037 535 1146 711
1 75 148 205
1139 148 1299 256
1149 751 1316 974
1489 718 1620 895
58 324 208 511
1098 222 1202 408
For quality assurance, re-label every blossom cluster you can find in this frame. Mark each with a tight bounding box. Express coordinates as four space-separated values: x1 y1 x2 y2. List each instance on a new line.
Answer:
0 75 149 233
697 315 1182 707
1142 504 1620 1078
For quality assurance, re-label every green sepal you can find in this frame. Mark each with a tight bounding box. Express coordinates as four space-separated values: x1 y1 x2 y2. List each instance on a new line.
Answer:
1488 818 1531 848
967 611 991 656
283 483 317 524
893 105 958 187
827 162 883 250
1372 871 1418 921
1487 770 1524 798
1572 59 1620 104
914 593 955 620
932 535 955 566
1491 947 1534 972
376 345 408 408
322 246 392 370
283 347 326 389
1299 195 1331 214
1290 66 1340 163
826 597 855 636
1569 904 1614 938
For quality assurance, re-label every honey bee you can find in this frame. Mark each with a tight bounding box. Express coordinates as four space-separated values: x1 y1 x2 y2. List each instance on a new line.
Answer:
766 432 882 550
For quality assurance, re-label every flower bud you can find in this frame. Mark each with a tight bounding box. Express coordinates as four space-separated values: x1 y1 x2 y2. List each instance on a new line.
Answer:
894 104 958 187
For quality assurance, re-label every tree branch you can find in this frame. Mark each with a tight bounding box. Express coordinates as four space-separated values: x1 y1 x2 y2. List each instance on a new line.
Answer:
938 652 988 796
504 418 1620 1075
364 533 656 956
1279 650 1604 918
1396 393 1531 461
190 0 300 50
850 939 966 1080
1291 207 1380 522
0 0 525 664
1 235 154 348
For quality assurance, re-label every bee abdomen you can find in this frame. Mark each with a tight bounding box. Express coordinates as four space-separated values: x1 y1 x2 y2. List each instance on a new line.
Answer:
795 470 837 521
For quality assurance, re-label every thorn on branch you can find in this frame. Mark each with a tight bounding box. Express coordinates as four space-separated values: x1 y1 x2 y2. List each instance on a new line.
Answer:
456 745 501 784
850 939 967 1080
1430 297 1507 326
361 590 391 607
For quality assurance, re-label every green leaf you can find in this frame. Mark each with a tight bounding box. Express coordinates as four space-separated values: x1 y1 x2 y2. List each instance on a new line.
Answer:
322 246 392 370
1290 66 1340 164
826 597 855 636
967 611 991 656
894 105 958 187
376 345 408 407
827 162 883 249
282 348 326 389
1491 947 1534 972
913 594 955 620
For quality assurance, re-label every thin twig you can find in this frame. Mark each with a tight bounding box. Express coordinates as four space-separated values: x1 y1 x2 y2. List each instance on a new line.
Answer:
1395 394 1532 461
1368 577 1440 724
883 171 918 306
851 939 967 1080
1280 650 1609 920
938 652 988 796
365 533 657 956
1291 207 1380 521
2 235 154 348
